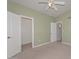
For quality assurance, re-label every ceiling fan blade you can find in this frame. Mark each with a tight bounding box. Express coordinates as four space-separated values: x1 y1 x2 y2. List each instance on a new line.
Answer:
54 1 65 6
48 0 51 3
38 2 48 4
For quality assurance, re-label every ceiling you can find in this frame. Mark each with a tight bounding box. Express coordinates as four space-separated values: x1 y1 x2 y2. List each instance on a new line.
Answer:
8 0 71 17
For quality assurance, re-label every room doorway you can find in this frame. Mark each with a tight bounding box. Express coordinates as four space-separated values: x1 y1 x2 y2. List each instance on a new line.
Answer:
56 22 62 42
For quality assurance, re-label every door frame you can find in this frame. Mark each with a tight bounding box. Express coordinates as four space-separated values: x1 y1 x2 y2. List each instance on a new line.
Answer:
20 15 34 48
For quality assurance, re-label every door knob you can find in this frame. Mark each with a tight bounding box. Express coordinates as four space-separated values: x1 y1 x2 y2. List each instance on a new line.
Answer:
7 36 11 39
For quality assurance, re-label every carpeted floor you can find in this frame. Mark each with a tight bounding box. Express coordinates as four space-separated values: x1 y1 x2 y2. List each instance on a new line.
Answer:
9 42 71 59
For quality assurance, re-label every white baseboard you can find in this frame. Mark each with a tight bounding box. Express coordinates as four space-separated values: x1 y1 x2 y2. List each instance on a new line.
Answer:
22 42 32 45
50 40 57 43
62 42 71 46
34 42 50 48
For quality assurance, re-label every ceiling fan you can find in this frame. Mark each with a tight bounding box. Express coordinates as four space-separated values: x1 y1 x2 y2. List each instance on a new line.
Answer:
38 0 65 11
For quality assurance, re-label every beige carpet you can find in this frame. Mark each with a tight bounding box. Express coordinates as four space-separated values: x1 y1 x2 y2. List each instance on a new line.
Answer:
9 42 71 59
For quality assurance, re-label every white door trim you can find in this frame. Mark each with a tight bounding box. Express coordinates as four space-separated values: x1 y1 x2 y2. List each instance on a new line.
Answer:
20 15 34 48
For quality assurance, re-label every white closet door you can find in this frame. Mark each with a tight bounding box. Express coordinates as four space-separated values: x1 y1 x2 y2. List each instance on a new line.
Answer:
50 23 57 42
7 12 21 58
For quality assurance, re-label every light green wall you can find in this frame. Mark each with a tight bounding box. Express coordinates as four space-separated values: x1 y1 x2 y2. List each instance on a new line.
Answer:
7 1 55 46
56 11 71 43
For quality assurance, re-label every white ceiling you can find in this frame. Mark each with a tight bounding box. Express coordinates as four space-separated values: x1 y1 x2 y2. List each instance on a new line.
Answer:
8 0 71 17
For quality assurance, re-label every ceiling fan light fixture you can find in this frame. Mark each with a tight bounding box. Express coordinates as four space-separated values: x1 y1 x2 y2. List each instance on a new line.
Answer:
48 3 52 7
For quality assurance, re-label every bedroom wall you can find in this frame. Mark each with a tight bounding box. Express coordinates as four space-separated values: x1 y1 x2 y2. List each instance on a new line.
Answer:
7 1 55 46
56 11 71 44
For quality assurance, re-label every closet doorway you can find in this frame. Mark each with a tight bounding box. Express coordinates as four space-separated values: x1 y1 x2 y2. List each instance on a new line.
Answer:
21 16 34 49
